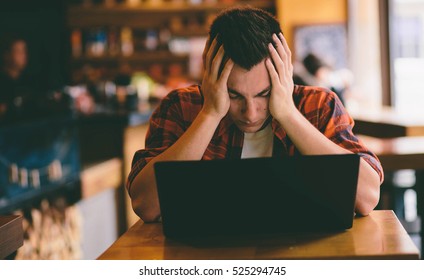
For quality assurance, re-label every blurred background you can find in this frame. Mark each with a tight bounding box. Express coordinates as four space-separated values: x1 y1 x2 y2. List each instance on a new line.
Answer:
0 0 423 259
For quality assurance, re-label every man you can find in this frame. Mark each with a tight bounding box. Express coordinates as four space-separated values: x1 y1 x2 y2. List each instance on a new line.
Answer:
293 53 353 105
0 35 28 84
127 7 383 222
0 34 64 120
0 35 34 117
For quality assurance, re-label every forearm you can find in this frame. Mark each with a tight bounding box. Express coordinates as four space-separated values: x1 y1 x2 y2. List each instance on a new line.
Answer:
276 109 348 155
130 110 222 221
276 109 380 215
355 159 381 215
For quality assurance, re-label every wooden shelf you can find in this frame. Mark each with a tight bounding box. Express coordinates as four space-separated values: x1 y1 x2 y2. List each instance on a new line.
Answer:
67 0 276 82
70 51 189 65
172 27 208 37
67 0 275 28
69 0 274 14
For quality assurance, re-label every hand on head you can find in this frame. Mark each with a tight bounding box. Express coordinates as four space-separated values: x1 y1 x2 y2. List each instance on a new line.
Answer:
265 33 296 120
200 32 295 124
200 36 234 120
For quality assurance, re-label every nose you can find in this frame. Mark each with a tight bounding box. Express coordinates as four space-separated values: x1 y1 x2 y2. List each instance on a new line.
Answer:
241 99 258 123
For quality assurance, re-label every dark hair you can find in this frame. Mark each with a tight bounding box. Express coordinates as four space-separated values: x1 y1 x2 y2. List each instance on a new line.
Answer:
209 6 282 70
302 53 327 75
0 34 25 51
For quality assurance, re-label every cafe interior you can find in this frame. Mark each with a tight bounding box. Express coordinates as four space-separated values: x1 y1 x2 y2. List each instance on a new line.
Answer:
0 0 423 260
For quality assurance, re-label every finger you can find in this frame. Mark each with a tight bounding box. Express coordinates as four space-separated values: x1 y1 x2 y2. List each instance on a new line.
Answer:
268 42 286 82
218 58 234 84
265 57 280 86
205 37 219 73
278 32 293 77
202 36 212 70
210 45 225 80
279 32 293 65
273 33 293 76
272 33 287 64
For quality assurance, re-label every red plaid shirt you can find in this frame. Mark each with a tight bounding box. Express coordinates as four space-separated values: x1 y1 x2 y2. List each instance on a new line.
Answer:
127 84 384 192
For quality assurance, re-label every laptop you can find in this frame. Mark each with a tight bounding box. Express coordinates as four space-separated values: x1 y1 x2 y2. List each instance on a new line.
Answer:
154 154 360 238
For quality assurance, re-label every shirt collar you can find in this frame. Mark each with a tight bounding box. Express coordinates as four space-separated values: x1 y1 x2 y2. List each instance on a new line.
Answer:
216 113 287 142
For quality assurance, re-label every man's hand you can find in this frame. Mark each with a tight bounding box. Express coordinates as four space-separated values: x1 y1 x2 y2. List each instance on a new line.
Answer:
130 38 234 222
201 36 234 119
265 33 296 121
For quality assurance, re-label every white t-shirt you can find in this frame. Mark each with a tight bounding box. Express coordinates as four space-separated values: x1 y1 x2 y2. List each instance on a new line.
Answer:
241 124 274 158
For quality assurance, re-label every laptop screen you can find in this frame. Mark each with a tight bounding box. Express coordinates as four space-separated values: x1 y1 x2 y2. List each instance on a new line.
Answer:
154 154 360 238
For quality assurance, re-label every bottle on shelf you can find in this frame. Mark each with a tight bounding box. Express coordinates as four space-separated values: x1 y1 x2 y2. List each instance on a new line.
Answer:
145 29 159 51
70 29 82 58
85 29 96 57
170 16 184 33
120 27 134 56
158 26 171 51
108 27 120 56
93 28 107 57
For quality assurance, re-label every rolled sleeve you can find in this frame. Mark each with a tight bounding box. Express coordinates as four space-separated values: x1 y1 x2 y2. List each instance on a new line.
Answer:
320 91 384 183
126 85 202 194
126 89 189 193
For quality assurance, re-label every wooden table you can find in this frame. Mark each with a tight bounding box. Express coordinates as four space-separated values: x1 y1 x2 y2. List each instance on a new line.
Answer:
349 106 424 138
359 135 424 256
0 215 23 259
97 210 419 260
358 135 424 171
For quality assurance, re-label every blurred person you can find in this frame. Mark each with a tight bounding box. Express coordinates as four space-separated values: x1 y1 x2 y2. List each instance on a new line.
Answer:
0 34 71 119
293 53 353 105
0 34 37 118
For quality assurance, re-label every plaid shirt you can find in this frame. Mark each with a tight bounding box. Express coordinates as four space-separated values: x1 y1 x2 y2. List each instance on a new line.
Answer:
127 84 384 192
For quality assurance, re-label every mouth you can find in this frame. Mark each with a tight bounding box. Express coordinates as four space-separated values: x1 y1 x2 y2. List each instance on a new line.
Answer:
239 120 261 128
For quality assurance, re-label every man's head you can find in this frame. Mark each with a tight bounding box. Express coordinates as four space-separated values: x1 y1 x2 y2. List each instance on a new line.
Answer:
209 7 282 70
303 53 326 76
0 34 28 74
206 7 282 133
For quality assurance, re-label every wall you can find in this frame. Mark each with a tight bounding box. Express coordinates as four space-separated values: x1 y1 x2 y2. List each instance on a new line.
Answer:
277 0 348 50
347 0 382 108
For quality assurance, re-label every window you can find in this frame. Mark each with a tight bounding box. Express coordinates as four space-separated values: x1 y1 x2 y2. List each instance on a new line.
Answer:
390 0 424 113
347 0 383 110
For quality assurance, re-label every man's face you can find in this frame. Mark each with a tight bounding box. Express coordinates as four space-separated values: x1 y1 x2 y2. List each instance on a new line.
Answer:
227 60 271 133
7 40 27 71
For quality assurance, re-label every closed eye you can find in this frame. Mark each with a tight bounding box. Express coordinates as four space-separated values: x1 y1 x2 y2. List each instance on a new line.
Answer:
229 94 242 99
228 91 243 99
228 86 271 99
257 90 271 98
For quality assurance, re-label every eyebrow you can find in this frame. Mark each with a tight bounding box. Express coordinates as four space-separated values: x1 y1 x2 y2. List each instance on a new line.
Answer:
228 86 271 97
